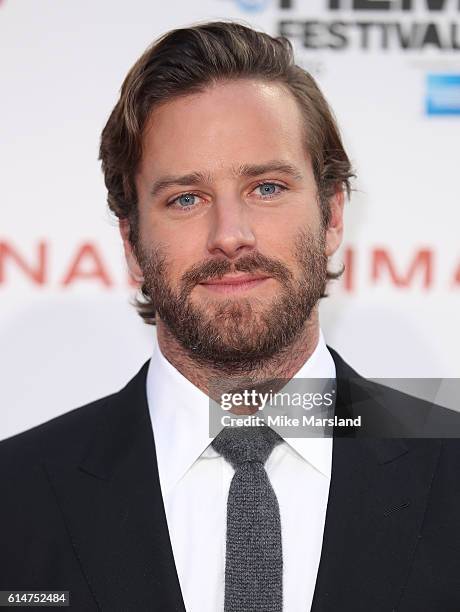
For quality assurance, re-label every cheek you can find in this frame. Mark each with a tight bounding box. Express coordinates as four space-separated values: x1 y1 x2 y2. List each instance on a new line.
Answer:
254 214 312 259
160 231 208 285
139 208 207 270
252 194 319 234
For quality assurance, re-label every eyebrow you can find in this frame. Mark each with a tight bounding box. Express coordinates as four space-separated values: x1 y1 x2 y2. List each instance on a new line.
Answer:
149 160 304 198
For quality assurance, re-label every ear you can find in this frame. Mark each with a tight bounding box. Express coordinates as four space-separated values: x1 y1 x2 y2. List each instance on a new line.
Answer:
325 188 344 257
119 219 144 282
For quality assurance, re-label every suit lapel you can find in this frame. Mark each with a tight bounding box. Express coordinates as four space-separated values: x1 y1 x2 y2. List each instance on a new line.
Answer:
311 349 441 611
45 361 185 611
43 348 442 611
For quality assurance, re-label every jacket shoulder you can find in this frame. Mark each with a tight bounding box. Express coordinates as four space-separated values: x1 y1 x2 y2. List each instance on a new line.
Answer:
0 393 116 467
0 360 150 468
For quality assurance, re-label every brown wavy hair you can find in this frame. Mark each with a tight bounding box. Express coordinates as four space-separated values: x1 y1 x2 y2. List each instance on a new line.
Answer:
99 21 354 324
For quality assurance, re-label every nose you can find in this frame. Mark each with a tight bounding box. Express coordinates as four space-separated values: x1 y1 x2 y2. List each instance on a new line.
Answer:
206 197 256 259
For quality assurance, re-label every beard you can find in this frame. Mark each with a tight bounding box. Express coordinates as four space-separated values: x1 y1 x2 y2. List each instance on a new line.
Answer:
135 227 328 369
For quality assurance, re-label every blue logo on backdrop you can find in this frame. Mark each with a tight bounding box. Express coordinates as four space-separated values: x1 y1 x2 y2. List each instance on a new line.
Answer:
233 0 271 11
426 75 460 116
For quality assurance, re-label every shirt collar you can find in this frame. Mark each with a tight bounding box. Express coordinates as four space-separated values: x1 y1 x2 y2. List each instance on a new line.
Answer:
283 330 335 479
147 330 335 496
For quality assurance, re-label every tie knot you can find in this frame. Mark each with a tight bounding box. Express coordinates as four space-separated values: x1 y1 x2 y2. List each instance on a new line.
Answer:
211 425 282 469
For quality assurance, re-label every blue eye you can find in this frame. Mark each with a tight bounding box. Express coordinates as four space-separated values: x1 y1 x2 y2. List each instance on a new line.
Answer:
255 182 286 198
167 191 207 212
177 193 196 207
259 183 276 195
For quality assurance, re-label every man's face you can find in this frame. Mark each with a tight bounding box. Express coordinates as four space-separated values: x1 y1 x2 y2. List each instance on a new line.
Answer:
124 79 343 367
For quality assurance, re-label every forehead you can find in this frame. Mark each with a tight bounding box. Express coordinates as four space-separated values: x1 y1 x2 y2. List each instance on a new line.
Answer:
138 79 310 179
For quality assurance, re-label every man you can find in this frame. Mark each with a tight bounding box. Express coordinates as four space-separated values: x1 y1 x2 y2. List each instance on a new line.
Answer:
1 21 460 612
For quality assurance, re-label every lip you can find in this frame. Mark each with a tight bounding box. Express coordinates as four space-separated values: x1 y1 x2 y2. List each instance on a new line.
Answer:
199 273 272 293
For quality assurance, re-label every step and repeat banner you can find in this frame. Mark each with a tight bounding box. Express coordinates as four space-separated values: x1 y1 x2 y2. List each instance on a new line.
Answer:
1 0 459 439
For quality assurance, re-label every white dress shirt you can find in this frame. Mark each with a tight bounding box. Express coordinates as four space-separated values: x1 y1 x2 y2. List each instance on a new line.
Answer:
146 330 335 612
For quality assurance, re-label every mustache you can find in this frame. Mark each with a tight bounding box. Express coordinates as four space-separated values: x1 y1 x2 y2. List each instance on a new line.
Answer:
180 252 293 292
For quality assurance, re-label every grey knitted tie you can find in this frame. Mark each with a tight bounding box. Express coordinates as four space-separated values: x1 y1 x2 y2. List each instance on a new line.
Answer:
212 425 284 612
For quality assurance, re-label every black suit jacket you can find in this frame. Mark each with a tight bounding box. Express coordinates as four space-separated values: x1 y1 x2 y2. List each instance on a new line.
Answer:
1 349 460 611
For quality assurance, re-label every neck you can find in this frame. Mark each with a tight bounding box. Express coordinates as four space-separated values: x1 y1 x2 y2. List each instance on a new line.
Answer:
155 309 320 398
